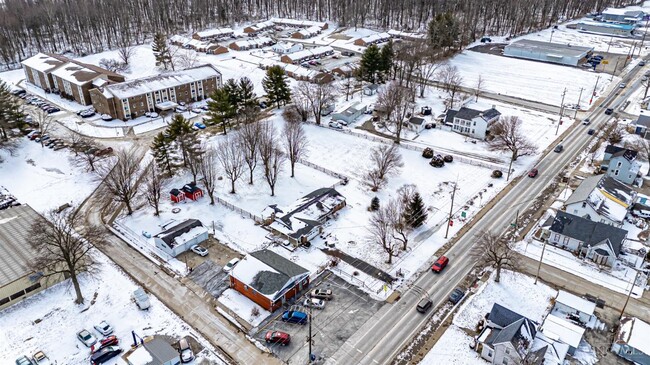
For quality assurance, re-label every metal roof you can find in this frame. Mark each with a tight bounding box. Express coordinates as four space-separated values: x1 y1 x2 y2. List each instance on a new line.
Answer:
0 205 44 287
505 39 593 58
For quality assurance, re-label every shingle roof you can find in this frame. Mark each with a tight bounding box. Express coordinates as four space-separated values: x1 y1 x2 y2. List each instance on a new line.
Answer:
231 249 309 298
550 211 626 255
605 145 638 161
454 106 501 122
409 117 425 125
251 249 309 278
487 303 526 328
564 175 602 206
444 109 458 125
154 219 203 246
0 205 45 286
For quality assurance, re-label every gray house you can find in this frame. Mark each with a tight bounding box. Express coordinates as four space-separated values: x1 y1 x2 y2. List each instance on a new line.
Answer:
563 175 636 227
153 219 209 257
612 316 650 365
548 211 627 267
126 337 181 365
633 110 650 139
331 102 367 125
601 145 641 185
599 8 645 24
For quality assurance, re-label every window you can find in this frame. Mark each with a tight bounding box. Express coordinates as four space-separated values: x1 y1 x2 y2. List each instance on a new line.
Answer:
563 236 569 244
502 359 508 365
10 290 25 300
505 348 510 355
24 282 41 293
472 129 475 134
617 161 622 167
614 170 619 176
487 350 493 357
0 297 9 306
473 121 476 126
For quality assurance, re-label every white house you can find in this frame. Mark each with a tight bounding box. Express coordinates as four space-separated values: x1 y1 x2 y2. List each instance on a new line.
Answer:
539 314 585 355
272 41 304 54
407 116 426 133
550 290 596 326
563 175 636 227
445 102 501 140
153 219 209 257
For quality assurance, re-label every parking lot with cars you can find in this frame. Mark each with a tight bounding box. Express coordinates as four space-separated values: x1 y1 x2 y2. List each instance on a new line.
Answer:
253 272 382 362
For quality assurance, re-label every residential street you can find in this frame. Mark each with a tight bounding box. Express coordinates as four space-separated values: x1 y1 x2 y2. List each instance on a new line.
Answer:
326 57 650 365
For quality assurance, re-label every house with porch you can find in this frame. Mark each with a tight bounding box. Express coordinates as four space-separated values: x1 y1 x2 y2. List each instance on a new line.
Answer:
612 316 650 365
563 175 636 227
548 211 627 267
229 249 309 311
446 102 501 140
601 145 642 185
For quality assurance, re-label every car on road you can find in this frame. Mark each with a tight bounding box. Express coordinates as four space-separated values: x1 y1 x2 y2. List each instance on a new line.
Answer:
588 129 595 135
553 145 563 153
528 168 539 178
32 351 51 365
94 320 114 336
265 330 291 345
223 258 240 273
191 245 208 257
416 297 433 313
303 297 326 309
15 356 34 365
640 61 646 66
90 346 122 365
582 118 590 125
431 256 449 273
328 121 343 129
91 335 119 353
449 288 465 304
310 288 333 300
179 338 194 363
77 329 98 347
619 83 627 88
605 108 614 115
282 310 308 324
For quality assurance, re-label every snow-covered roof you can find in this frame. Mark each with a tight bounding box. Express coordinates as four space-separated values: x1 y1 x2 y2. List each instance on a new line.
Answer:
505 39 593 58
541 314 585 348
259 59 321 79
602 7 644 16
531 331 570 365
231 37 272 48
0 205 45 286
185 39 209 49
194 27 234 39
359 32 391 44
127 337 179 365
51 62 103 85
387 29 425 40
273 41 299 50
170 35 191 44
295 25 321 37
555 290 595 315
617 317 650 355
283 46 334 61
271 17 327 29
246 20 275 32
154 219 206 248
20 52 69 73
127 346 154 365
578 20 635 30
565 175 635 224
103 65 221 99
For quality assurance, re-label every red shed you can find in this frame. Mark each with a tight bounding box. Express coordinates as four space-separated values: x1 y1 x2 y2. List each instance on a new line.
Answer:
170 188 185 203
182 182 203 201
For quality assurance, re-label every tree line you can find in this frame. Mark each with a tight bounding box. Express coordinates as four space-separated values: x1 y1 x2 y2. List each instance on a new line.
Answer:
0 0 635 69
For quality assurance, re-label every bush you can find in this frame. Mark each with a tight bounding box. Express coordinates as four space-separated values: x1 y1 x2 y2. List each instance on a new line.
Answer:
251 306 260 317
492 170 503 178
370 196 380 211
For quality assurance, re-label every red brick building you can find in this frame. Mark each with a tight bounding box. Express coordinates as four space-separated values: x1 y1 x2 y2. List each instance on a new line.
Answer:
229 249 309 311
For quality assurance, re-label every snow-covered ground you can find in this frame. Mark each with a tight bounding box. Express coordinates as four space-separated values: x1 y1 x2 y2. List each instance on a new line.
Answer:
218 289 271 327
0 250 225 365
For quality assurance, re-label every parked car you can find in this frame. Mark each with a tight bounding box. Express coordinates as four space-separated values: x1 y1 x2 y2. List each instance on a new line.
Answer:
553 144 564 153
77 329 98 347
191 108 203 114
265 331 291 346
100 114 113 121
282 310 308 324
46 107 60 114
179 338 194 363
582 118 590 125
32 351 51 365
328 121 343 129
449 288 465 304
337 119 349 126
341 51 355 56
175 106 188 113
223 258 240 273
91 335 119 353
80 110 96 118
193 122 206 129
422 147 434 158
604 108 614 115
619 83 627 88
640 61 646 66
94 321 114 336
191 245 208 257
15 356 34 365
53 143 67 151
310 289 333 300
416 297 433 313
528 168 539 178
133 288 151 310
587 129 596 135
431 256 449 273
443 155 453 163
303 297 326 309
90 346 122 365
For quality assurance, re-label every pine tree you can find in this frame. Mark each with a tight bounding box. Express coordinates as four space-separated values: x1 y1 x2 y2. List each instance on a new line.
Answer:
370 196 380 211
239 77 258 108
151 132 177 175
223 78 242 107
0 81 24 141
359 44 382 84
206 87 236 133
378 40 394 81
167 114 194 166
152 32 173 70
405 192 427 228
263 65 291 109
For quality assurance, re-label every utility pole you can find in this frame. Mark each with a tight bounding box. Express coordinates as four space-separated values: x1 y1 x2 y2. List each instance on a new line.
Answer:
620 269 642 320
610 58 620 82
555 88 567 136
549 29 555 43
444 181 458 239
640 20 650 57
308 306 313 364
575 87 584 119
589 76 600 105
534 238 548 285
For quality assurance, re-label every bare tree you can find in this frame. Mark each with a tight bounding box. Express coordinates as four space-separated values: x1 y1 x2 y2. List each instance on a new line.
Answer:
291 93 311 122
29 208 106 304
96 148 140 215
294 81 336 125
237 120 262 184
470 230 518 283
258 123 285 196
475 74 485 102
142 164 166 216
368 207 398 264
386 197 409 250
176 48 199 69
366 144 404 191
488 116 538 178
376 82 415 144
283 105 302 124
416 60 440 98
642 77 650 99
66 131 85 157
625 135 650 175
216 137 245 194
437 64 464 109
117 45 136 66
199 146 219 204
33 110 54 147
283 120 308 177
73 137 105 172
99 58 128 73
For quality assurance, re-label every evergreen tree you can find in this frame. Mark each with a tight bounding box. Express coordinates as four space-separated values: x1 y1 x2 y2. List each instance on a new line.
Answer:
206 87 236 133
151 132 177 175
370 196 380 211
263 65 291 109
223 78 242 107
427 12 460 53
239 77 258 108
405 192 427 228
167 114 194 166
0 81 24 141
378 40 394 81
359 44 382 84
152 32 173 70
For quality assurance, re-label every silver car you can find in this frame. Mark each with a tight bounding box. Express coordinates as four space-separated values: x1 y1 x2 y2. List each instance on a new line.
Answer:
191 245 208 257
77 329 97 347
94 320 114 336
303 297 325 309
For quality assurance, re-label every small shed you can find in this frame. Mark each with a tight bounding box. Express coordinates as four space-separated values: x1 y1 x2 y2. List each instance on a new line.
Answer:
363 84 380 96
408 117 426 133
182 182 203 201
170 188 186 203
332 102 367 125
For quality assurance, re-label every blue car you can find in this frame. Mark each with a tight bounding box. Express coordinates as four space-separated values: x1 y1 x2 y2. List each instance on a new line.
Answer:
193 122 206 129
282 310 308 324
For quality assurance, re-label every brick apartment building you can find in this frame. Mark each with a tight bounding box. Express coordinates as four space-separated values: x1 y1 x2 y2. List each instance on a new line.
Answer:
89 64 222 120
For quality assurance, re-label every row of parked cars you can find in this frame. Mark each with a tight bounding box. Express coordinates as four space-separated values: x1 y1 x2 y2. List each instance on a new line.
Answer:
12 89 61 114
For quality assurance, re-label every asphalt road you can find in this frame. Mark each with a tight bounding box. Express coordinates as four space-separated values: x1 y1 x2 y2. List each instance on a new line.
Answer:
327 62 648 365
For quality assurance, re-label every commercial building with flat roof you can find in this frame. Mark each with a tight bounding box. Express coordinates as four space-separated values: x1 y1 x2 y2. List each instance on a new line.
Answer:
577 21 636 37
503 39 593 66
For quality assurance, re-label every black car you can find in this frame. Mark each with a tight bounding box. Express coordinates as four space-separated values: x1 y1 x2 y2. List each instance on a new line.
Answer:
90 346 122 365
449 288 465 304
588 129 596 135
604 108 614 115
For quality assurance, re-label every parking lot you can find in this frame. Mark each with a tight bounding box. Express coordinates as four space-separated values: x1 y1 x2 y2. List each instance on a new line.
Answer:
253 272 383 362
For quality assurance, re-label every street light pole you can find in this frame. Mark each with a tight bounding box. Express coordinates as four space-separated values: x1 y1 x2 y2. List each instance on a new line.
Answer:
610 58 620 82
575 87 584 119
590 75 600 105
555 88 567 136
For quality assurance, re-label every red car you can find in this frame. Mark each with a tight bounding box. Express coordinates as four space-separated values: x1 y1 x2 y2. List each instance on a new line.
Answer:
528 168 539 178
265 331 290 346
91 335 119 353
431 256 449 273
